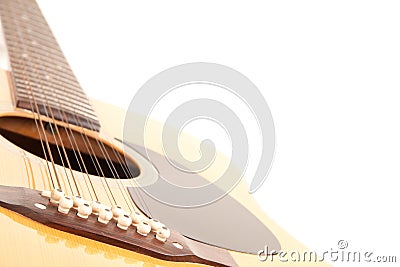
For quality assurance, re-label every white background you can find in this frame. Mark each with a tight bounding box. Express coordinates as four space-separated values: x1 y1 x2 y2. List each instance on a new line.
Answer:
37 1 399 266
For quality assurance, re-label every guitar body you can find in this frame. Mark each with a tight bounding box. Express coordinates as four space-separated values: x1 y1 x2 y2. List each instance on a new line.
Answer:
0 69 330 266
0 1 332 265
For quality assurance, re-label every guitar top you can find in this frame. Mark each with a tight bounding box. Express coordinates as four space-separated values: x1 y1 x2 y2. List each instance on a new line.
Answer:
0 0 331 266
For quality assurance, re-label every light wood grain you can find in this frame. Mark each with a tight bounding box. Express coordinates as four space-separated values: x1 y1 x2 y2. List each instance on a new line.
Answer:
0 68 332 266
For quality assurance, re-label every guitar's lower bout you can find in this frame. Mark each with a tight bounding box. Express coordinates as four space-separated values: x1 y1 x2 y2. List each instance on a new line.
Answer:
0 185 238 267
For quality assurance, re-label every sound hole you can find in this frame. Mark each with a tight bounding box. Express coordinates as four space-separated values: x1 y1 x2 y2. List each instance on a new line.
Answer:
0 116 140 178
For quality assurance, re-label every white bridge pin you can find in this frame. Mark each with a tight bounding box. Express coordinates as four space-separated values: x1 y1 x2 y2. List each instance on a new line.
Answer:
136 221 151 236
117 214 132 230
148 219 164 232
50 189 64 204
97 207 113 224
72 196 84 209
90 201 102 214
111 205 124 220
77 203 92 219
57 195 73 214
156 226 171 242
130 211 145 225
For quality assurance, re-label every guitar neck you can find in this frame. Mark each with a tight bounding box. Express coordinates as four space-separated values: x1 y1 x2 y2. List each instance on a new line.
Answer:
0 0 100 131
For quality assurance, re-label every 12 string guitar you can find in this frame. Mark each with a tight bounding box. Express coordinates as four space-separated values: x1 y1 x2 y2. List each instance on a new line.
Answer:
0 0 330 266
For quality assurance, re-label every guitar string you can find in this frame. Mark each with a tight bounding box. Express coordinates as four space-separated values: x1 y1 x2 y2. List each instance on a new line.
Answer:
58 117 95 201
40 65 96 199
37 156 52 192
25 90 55 189
114 148 153 217
15 15 74 196
71 112 152 217
107 138 152 216
83 118 136 213
25 83 54 190
24 7 114 203
69 114 118 207
8 5 151 214
14 7 65 192
16 53 59 190
109 139 153 217
15 65 49 191
81 104 152 217
57 110 96 201
29 51 78 197
60 108 113 204
88 118 154 217
14 19 56 189
11 7 96 200
22 151 32 189
33 57 116 204
4 2 128 210
66 84 153 215
67 92 151 216
70 98 151 214
45 69 113 203
55 81 117 206
39 54 97 201
21 55 145 215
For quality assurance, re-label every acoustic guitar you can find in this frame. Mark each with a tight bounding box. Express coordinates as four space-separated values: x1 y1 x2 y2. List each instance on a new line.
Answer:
0 0 331 266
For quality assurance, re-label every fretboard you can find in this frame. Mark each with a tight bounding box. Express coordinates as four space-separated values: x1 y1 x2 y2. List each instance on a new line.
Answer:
0 0 100 131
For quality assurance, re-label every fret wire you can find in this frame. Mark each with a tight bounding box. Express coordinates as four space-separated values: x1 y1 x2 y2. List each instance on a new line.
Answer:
2 22 57 45
15 90 97 115
1 3 54 32
14 75 91 105
0 1 41 17
2 5 47 27
5 37 67 65
7 44 78 81
13 77 97 115
16 100 97 121
3 24 71 61
14 63 90 105
10 51 72 74
17 99 100 130
13 70 88 98
6 36 74 65
15 90 96 116
3 16 84 90
13 66 86 94
1 6 74 66
12 65 87 93
16 97 95 123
